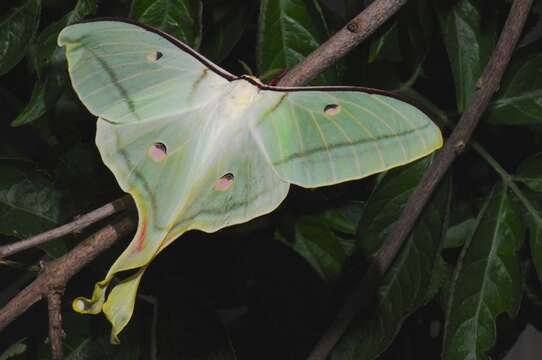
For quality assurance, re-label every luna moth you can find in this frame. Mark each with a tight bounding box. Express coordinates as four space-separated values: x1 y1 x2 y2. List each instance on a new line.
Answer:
57 19 443 343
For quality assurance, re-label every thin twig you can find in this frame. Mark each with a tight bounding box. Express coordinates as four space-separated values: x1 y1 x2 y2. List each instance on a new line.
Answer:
307 0 534 358
47 290 64 360
0 196 132 259
0 216 135 332
278 0 407 86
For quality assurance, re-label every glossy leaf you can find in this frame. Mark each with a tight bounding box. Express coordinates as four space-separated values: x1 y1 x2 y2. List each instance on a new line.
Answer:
434 0 496 111
444 218 477 249
367 0 433 79
30 0 97 76
486 53 542 125
0 164 62 239
0 0 40 76
11 67 66 126
257 0 335 84
132 0 203 49
201 1 255 63
276 202 363 282
330 172 451 359
443 184 524 360
515 153 542 192
11 0 97 126
368 23 401 64
356 156 433 256
398 0 433 72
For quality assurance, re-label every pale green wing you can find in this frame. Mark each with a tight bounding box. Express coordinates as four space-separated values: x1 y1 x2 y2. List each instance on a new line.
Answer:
57 20 233 124
59 21 289 342
250 89 443 187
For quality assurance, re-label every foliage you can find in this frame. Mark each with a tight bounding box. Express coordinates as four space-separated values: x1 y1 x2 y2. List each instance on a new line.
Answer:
0 0 541 359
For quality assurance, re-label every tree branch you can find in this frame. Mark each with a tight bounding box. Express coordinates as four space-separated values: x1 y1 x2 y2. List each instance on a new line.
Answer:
278 0 407 86
0 196 132 259
47 290 64 360
0 216 135 332
307 0 534 358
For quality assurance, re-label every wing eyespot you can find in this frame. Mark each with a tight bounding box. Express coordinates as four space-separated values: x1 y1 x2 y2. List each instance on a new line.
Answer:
324 104 341 116
146 51 163 62
214 173 234 191
148 142 167 162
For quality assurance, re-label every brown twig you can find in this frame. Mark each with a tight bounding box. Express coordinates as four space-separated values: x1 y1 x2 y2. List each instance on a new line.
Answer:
0 196 132 259
306 0 534 358
47 290 64 360
0 216 135 332
278 0 407 86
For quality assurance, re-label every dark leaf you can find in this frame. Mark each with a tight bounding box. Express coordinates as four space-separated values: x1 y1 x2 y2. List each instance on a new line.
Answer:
276 202 363 282
0 0 40 76
443 184 524 360
257 0 336 84
485 41 542 125
132 0 203 49
515 153 542 192
398 0 433 73
201 1 255 63
486 52 542 125
11 66 67 127
434 0 496 111
11 0 97 126
444 218 477 249
356 156 433 256
330 174 451 359
0 164 62 239
368 23 402 64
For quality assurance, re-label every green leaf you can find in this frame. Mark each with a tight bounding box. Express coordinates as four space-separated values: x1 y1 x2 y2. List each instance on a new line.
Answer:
530 214 542 283
257 0 336 84
368 23 401 64
0 0 40 76
200 1 255 63
132 0 203 49
515 153 542 192
31 0 97 76
399 0 433 73
442 184 524 360
369 0 433 74
11 67 67 127
11 0 97 126
434 0 496 111
356 156 433 256
330 176 451 359
0 164 63 239
486 53 542 125
444 218 477 249
0 339 26 360
276 202 363 282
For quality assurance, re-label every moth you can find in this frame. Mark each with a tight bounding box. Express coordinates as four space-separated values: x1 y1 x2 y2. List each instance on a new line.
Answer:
58 19 442 342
